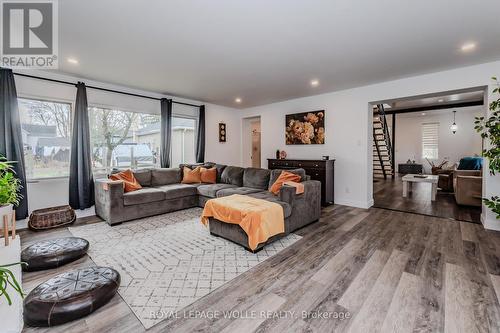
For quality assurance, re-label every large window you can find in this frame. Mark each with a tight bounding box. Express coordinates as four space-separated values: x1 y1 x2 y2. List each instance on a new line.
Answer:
422 122 439 160
89 107 161 174
171 117 196 167
18 98 71 179
88 108 197 175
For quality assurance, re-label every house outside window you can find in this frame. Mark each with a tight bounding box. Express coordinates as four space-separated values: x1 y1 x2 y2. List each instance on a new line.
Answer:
18 98 72 179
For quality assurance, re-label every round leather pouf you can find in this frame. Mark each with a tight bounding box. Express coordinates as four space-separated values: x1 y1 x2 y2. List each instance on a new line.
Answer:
21 237 89 272
24 266 120 327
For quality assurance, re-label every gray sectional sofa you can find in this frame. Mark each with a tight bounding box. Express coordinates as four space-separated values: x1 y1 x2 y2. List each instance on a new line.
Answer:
95 163 321 250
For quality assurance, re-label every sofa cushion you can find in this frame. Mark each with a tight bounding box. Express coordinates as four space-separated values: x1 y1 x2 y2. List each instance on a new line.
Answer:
458 157 482 170
109 169 142 193
243 168 271 190
220 166 244 186
179 163 213 170
268 168 306 189
247 191 292 218
132 169 152 187
213 163 227 183
151 168 182 186
269 171 302 195
200 167 217 184
197 183 237 198
123 188 165 206
216 187 263 197
181 166 202 184
156 184 198 200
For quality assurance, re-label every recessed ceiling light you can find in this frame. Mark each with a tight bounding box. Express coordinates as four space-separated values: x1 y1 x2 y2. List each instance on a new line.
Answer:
461 42 476 52
67 58 79 64
438 99 444 103
421 113 426 116
310 79 319 87
235 97 242 103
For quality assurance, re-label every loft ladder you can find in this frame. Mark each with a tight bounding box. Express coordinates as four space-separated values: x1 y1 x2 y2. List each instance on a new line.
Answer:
373 104 394 179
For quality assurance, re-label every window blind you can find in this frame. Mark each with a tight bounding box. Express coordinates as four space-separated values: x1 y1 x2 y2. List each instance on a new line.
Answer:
422 122 439 159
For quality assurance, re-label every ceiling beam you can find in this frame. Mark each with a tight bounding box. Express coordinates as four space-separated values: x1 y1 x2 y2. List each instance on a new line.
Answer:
377 100 484 115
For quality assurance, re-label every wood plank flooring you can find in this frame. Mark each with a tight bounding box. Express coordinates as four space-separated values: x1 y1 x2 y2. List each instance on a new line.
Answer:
20 205 500 332
374 174 482 223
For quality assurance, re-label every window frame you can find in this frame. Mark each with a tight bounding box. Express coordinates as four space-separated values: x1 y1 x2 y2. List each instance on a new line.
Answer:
18 95 74 181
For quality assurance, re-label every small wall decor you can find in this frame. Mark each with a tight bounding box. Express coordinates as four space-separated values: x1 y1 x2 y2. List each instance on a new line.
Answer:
286 110 325 145
218 122 226 142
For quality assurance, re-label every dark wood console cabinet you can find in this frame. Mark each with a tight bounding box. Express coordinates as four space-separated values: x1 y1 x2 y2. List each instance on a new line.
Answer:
267 158 335 206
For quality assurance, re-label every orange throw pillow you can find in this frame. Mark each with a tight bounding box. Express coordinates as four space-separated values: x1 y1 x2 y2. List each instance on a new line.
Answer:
181 166 202 184
270 171 302 195
109 169 142 193
200 167 217 184
283 181 305 194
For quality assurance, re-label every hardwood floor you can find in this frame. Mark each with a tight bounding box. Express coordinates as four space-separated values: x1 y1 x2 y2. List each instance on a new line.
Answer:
21 205 500 332
374 174 482 223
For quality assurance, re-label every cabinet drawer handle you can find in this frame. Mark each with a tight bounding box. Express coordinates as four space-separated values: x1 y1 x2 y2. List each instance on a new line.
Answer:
315 164 319 167
315 173 319 176
298 163 302 166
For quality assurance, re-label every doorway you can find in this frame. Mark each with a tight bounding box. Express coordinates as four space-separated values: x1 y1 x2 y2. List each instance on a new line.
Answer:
370 86 487 223
242 116 261 168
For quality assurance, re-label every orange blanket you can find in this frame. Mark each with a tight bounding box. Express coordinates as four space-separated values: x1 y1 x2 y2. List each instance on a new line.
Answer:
201 194 284 250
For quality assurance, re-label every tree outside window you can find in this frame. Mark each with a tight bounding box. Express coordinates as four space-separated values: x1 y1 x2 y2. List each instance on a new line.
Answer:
18 98 71 179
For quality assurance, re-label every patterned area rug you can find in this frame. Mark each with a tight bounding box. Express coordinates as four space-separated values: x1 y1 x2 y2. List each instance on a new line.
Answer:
69 208 301 329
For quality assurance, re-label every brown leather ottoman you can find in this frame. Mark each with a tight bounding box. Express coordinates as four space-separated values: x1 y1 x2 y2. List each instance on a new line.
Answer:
24 266 120 327
21 237 89 272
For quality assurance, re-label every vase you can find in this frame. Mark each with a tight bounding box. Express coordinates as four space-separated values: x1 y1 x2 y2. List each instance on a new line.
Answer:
0 203 23 333
0 204 13 221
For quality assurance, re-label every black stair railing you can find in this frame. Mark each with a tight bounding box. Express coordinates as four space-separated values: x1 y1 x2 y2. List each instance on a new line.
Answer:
374 104 393 179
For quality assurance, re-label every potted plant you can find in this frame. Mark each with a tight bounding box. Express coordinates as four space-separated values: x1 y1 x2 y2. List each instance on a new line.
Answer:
475 77 500 218
0 155 25 332
0 156 22 219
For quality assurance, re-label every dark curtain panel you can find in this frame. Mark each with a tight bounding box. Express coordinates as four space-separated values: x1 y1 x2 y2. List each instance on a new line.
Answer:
0 68 28 219
160 98 173 167
196 105 205 163
69 82 94 209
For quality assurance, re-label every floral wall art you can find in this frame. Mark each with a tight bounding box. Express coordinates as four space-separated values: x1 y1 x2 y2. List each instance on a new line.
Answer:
285 110 325 145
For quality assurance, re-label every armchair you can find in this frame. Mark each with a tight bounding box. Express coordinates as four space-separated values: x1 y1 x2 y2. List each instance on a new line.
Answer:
453 170 482 206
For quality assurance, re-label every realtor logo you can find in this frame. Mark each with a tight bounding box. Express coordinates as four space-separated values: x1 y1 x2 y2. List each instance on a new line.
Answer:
1 0 58 68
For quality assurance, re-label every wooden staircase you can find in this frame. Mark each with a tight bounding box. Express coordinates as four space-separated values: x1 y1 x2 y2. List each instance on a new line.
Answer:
373 104 394 179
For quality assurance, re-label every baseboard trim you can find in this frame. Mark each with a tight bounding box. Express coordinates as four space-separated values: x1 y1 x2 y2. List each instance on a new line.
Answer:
334 198 373 209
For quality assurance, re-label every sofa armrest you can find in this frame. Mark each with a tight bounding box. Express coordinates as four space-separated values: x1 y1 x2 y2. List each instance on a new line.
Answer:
279 185 297 206
95 179 124 196
454 169 481 179
455 175 482 206
94 179 124 224
279 180 321 206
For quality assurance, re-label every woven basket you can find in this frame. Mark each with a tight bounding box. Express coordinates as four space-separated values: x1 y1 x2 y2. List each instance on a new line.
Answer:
28 205 76 230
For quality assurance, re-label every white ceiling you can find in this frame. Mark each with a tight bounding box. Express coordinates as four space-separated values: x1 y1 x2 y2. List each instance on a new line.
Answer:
55 0 500 108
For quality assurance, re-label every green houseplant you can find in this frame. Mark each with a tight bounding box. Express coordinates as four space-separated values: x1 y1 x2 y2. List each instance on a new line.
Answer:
0 156 22 207
474 77 500 218
0 155 25 305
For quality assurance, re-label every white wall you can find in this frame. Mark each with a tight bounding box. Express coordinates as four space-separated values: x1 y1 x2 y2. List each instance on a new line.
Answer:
394 107 483 173
14 70 240 214
204 105 241 166
241 60 500 230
